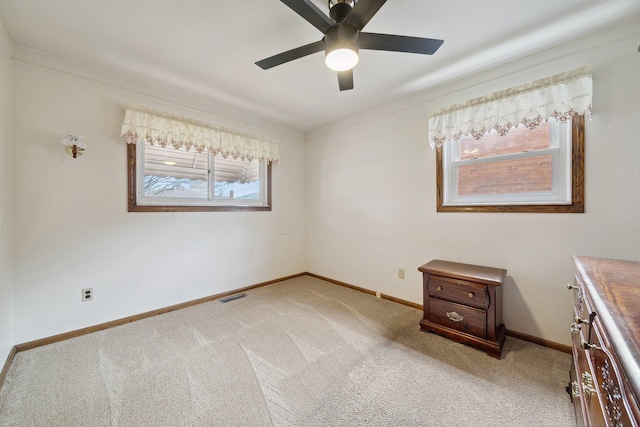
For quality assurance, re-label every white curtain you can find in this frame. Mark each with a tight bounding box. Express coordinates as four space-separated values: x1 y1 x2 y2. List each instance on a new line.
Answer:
121 106 280 164
428 66 592 149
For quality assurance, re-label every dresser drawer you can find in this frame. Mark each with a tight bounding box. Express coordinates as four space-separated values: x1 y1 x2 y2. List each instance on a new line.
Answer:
571 331 607 427
573 307 592 346
429 298 486 338
592 348 635 427
573 274 589 320
571 275 599 347
590 318 640 427
428 276 489 310
569 361 586 427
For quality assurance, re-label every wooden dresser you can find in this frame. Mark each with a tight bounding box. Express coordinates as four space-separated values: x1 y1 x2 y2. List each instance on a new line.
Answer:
419 259 506 359
568 256 640 426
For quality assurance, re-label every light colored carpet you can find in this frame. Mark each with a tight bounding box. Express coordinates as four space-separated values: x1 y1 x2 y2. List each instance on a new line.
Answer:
0 276 574 426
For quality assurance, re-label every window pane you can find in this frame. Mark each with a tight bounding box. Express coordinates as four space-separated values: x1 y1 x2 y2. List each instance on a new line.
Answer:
458 122 551 161
213 156 261 200
457 155 553 196
436 114 583 213
143 144 208 198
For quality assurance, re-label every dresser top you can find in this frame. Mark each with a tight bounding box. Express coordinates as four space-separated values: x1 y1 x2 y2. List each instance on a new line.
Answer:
418 259 507 286
574 255 640 396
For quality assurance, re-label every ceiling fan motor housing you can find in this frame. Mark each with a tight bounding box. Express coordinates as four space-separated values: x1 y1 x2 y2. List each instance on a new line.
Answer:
329 0 355 22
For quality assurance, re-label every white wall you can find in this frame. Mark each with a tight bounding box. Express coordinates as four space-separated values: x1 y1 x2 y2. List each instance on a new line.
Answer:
0 22 14 362
6 17 639 349
11 55 307 343
306 20 640 345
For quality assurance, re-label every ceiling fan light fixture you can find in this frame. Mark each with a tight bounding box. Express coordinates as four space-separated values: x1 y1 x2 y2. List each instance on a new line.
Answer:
324 24 360 72
325 47 359 71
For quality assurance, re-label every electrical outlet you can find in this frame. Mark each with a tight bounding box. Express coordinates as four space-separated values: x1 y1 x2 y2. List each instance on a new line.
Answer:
82 288 93 302
398 269 405 279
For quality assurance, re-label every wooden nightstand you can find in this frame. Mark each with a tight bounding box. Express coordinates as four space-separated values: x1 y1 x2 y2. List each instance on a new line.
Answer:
418 259 506 359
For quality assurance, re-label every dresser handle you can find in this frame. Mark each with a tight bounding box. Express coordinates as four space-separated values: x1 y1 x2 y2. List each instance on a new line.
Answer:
570 381 580 399
446 311 464 322
468 292 474 298
567 284 579 290
437 286 442 291
574 316 588 324
581 339 602 351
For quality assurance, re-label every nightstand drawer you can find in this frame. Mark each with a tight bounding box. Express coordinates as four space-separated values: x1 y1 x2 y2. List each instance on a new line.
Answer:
429 298 486 338
428 276 488 310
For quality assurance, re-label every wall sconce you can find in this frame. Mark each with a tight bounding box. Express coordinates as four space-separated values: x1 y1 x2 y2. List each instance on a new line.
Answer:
61 133 86 158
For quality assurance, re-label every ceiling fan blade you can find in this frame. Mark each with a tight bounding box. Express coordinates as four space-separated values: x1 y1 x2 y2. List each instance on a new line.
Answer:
337 70 354 91
281 0 335 34
343 0 387 30
256 40 325 70
359 32 444 55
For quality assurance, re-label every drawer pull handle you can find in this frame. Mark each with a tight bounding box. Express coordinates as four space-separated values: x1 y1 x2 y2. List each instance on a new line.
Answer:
567 284 579 290
581 339 602 351
446 311 464 322
437 286 443 291
574 316 588 324
468 292 474 298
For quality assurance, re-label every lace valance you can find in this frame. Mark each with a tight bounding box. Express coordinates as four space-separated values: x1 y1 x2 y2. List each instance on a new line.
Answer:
428 66 592 149
121 106 280 164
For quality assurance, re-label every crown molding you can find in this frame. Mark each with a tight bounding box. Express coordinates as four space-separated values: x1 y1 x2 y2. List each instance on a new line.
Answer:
11 45 305 142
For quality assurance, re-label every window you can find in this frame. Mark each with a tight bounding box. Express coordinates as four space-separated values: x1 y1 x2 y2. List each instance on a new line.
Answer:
121 105 278 212
436 115 584 213
127 142 271 212
429 67 591 213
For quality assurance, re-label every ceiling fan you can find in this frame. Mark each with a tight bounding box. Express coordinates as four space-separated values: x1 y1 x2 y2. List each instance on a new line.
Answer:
255 0 444 91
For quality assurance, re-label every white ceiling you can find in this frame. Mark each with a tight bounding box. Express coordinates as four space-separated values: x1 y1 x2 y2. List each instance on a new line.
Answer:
0 0 638 132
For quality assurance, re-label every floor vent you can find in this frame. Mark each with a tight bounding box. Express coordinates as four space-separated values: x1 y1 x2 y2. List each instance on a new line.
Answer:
219 293 247 304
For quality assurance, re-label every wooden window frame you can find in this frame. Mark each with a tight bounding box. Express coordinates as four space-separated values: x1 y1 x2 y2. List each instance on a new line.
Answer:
436 114 584 213
127 144 272 212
